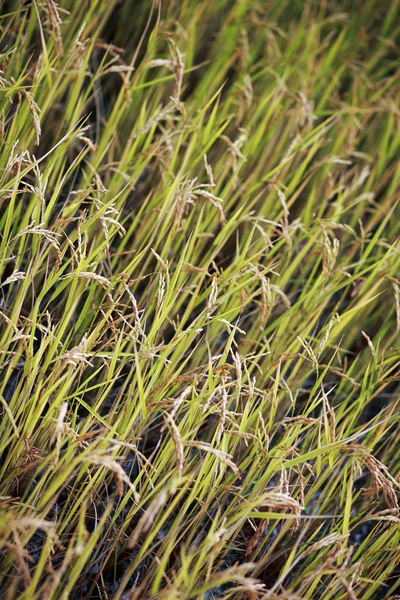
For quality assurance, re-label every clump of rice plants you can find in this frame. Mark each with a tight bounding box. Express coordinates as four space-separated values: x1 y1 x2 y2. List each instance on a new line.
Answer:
0 1 399 598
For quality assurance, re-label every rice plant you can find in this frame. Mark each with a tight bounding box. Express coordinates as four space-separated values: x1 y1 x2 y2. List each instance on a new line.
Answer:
0 1 399 598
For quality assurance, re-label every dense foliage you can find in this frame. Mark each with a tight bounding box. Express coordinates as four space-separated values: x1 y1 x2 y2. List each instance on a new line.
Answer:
0 1 399 598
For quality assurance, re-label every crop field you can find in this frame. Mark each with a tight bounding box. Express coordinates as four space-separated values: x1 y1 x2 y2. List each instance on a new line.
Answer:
0 1 399 598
